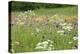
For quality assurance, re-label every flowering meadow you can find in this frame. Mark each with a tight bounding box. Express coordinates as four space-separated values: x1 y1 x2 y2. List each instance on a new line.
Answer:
10 5 78 53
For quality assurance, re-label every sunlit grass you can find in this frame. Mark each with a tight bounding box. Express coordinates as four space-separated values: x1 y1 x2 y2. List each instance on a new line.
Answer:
34 7 77 16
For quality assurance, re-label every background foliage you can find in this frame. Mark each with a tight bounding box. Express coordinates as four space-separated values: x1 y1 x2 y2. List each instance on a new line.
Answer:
10 1 76 11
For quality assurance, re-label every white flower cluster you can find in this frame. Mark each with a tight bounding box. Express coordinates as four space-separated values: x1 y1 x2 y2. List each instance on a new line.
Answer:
57 23 73 35
36 28 41 33
60 23 73 31
73 36 78 40
26 10 36 16
18 10 35 17
35 39 55 51
16 10 36 25
62 23 73 31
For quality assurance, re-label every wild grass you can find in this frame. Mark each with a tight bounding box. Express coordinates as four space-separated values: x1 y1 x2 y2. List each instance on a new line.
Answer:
10 6 78 53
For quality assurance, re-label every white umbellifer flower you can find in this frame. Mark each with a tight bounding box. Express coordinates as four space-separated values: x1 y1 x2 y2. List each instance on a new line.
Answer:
50 41 53 43
36 28 40 33
49 44 53 47
47 39 53 43
16 22 19 24
62 26 67 30
35 40 54 50
35 46 43 49
70 27 73 29
66 26 73 29
42 41 48 45
43 44 47 49
47 47 52 51
19 22 24 25
28 10 32 13
42 41 48 49
24 11 28 14
60 23 67 26
73 37 78 40
68 29 71 31
68 41 73 44
47 39 51 42
36 42 42 46
62 24 73 31
63 23 67 25
57 30 64 33
35 42 48 50
31 33 34 35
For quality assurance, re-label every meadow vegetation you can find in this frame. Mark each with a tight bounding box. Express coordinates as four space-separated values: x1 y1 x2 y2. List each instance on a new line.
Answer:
9 1 78 53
